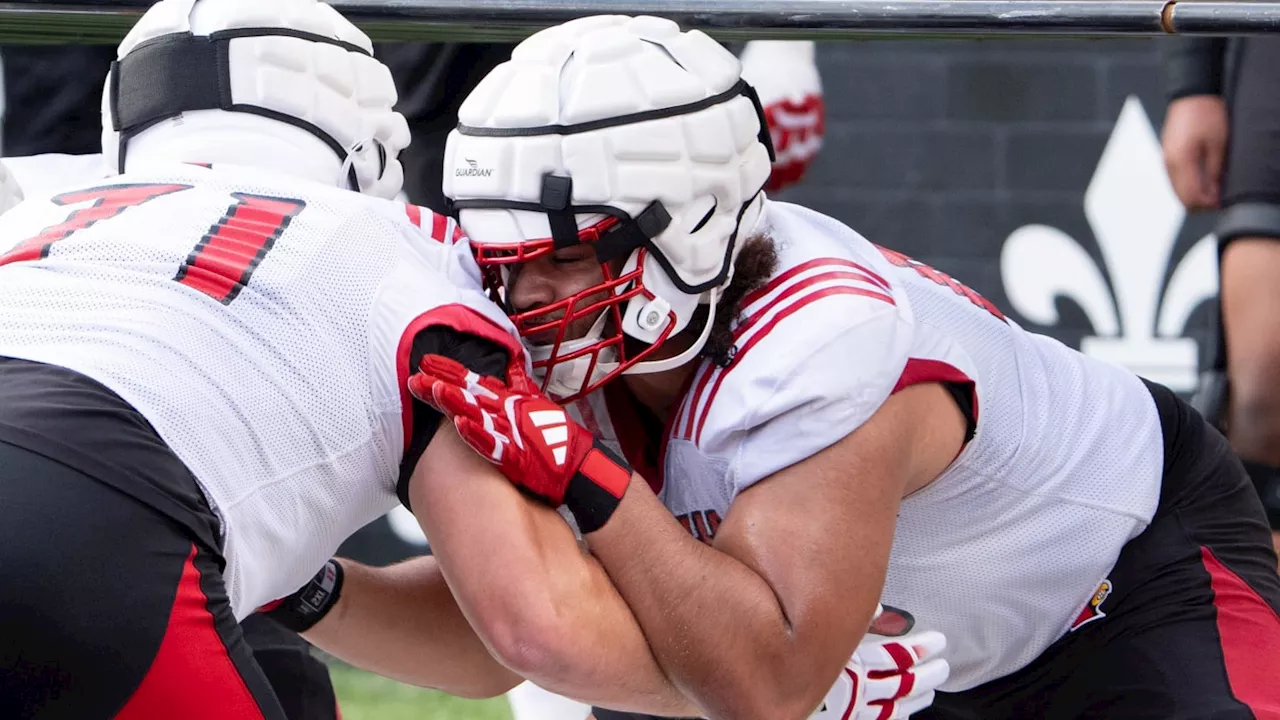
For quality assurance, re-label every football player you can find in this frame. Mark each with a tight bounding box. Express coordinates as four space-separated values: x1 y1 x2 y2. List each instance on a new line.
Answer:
502 33 827 720
418 14 1280 720
0 1 701 717
0 17 919 720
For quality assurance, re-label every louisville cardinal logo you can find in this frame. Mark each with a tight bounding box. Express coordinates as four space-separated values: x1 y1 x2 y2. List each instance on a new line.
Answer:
1069 579 1113 632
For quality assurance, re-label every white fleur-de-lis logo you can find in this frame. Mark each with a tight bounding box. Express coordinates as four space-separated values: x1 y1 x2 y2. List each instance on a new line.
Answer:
1001 96 1218 392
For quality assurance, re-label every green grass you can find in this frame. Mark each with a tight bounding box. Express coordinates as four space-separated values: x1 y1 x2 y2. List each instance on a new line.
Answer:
329 662 513 720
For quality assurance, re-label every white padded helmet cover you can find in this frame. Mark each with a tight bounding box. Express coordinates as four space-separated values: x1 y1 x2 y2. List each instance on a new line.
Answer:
102 0 409 198
445 15 773 291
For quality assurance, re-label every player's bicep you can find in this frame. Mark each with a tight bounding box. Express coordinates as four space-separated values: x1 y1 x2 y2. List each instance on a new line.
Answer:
711 382 962 661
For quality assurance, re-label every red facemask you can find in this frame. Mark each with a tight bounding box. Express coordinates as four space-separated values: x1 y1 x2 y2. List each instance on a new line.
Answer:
472 216 677 402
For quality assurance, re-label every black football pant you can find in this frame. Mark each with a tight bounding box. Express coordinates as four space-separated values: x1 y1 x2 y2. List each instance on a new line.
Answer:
0 440 337 719
919 380 1280 720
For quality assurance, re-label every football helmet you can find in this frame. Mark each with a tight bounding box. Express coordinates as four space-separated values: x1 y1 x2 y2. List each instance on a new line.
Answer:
102 0 409 198
444 14 775 401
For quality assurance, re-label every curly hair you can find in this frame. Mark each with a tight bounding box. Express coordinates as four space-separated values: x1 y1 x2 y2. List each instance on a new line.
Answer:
696 231 780 367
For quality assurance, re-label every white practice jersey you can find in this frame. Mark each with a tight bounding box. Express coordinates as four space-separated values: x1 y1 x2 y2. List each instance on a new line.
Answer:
0 161 520 617
572 200 1164 692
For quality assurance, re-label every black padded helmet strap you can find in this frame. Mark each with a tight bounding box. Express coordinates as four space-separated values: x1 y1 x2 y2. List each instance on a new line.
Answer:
109 30 361 189
540 174 579 249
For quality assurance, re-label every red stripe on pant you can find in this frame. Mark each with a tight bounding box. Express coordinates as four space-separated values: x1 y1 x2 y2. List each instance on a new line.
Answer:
1201 546 1280 719
116 544 266 719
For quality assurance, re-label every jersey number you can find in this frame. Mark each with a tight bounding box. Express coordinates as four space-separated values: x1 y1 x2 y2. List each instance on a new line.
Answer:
0 183 191 266
0 184 305 305
174 193 305 304
877 246 1006 321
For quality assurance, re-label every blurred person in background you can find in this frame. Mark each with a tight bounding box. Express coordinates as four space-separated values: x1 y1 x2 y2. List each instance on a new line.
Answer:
0 45 113 157
1161 37 1280 560
378 42 516 208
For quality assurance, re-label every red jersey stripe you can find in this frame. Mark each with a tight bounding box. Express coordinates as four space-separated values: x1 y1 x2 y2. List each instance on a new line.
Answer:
405 203 423 228
741 257 891 310
431 212 448 243
692 283 894 445
676 269 893 440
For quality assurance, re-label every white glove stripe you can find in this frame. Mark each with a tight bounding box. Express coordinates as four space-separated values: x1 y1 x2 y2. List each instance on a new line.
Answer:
474 406 508 462
464 370 500 400
504 395 523 450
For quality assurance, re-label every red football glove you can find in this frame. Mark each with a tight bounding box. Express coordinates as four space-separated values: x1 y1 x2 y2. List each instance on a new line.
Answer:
407 354 632 533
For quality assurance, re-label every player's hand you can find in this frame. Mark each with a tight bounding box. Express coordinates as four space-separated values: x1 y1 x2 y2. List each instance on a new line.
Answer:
1161 94 1229 211
740 40 825 193
816 605 949 719
408 354 632 533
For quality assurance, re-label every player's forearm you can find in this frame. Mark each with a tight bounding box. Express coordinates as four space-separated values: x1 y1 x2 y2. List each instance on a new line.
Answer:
302 556 520 698
411 426 702 717
587 481 830 720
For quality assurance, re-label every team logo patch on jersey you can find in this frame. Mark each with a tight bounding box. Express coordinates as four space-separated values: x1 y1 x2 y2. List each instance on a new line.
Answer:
1069 579 1113 632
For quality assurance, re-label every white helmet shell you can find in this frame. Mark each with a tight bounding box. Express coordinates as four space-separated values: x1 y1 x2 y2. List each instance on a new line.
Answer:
445 15 774 393
102 0 409 198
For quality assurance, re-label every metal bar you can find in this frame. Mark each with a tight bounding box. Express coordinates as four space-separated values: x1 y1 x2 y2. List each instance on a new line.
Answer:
0 0 1277 44
1169 0 1280 34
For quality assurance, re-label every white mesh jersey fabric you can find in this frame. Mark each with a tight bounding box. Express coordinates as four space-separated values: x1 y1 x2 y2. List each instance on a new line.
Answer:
0 162 512 617
586 200 1164 692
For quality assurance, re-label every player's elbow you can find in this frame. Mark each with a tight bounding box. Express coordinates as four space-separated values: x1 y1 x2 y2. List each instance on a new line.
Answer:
484 616 573 679
471 592 581 682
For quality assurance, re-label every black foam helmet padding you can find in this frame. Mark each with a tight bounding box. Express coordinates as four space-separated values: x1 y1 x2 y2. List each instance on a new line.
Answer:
109 28 375 189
